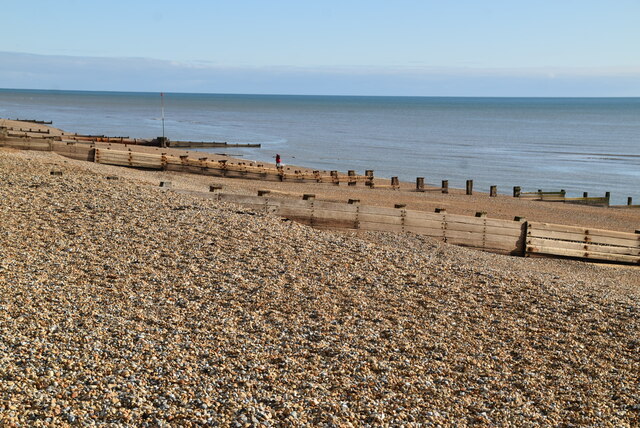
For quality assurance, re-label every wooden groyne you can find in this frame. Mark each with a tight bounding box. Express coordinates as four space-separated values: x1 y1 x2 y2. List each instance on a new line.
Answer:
512 187 627 207
168 140 261 148
0 120 260 148
2 132 638 264
207 192 640 264
1 120 637 207
10 119 53 124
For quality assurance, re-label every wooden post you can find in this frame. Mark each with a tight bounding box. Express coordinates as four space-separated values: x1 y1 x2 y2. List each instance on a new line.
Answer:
628 197 633 206
365 170 374 187
517 217 529 257
441 180 449 194
605 192 610 206
391 177 399 188
302 194 315 200
331 170 339 186
513 186 521 197
348 170 356 186
466 180 473 195
416 177 425 191
583 192 588 198
490 185 497 197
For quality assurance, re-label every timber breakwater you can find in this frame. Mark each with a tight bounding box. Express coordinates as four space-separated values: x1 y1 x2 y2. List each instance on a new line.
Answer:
0 118 259 148
1 119 638 265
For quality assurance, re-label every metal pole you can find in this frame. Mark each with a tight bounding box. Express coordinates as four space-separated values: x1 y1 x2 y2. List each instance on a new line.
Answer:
161 92 165 140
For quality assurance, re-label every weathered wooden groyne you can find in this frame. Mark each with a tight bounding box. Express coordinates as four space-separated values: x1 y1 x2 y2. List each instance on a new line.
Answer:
181 190 639 264
2 130 638 264
0 120 260 148
1 125 638 208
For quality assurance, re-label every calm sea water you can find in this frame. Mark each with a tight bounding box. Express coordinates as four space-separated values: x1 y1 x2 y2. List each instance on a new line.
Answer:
1 89 639 204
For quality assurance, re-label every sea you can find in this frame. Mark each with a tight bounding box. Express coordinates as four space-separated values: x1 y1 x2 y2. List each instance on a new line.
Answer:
1 89 639 205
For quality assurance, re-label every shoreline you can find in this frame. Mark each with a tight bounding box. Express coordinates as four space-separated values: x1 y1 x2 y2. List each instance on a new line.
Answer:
0 118 638 234
0 119 640 232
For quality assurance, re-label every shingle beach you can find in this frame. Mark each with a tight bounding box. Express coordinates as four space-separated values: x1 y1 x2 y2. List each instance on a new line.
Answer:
0 148 638 426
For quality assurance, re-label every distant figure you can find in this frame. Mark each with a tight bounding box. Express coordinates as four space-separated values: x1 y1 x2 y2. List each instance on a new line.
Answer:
275 154 282 169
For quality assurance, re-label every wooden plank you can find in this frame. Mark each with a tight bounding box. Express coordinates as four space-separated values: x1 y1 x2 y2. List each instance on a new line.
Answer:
221 170 252 179
358 212 404 226
403 225 446 238
448 237 521 253
4 140 52 151
310 217 359 229
97 150 161 161
403 217 447 231
218 194 270 206
442 229 487 242
403 210 447 224
275 206 314 219
564 197 609 202
358 205 405 217
199 167 231 177
528 229 637 248
528 223 639 247
128 161 163 169
443 230 520 251
445 222 524 238
223 202 271 212
520 191 565 197
313 208 358 222
358 221 404 233
310 200 361 214
96 156 162 168
528 221 638 241
445 213 523 230
52 145 95 161
527 237 640 256
445 234 505 248
526 244 640 264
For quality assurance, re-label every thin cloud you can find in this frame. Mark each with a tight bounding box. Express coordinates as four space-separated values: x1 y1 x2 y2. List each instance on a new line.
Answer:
1 51 639 97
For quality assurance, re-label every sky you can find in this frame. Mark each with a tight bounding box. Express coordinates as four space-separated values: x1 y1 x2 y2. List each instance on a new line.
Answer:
1 0 639 96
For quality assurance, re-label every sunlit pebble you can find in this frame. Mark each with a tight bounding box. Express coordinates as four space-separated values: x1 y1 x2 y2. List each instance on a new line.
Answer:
0 149 637 426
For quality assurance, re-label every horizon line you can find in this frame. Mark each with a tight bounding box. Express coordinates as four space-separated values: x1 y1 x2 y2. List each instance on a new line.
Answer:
3 87 640 100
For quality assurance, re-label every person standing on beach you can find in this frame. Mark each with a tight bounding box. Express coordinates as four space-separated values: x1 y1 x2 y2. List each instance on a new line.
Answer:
275 154 282 169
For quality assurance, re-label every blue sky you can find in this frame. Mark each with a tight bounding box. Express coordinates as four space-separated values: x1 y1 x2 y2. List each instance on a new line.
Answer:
1 0 639 96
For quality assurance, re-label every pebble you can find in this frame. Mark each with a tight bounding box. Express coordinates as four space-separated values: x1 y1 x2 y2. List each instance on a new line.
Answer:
0 149 638 426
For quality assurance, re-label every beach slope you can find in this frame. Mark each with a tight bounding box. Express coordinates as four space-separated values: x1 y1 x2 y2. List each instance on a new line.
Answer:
0 148 638 426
